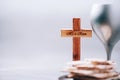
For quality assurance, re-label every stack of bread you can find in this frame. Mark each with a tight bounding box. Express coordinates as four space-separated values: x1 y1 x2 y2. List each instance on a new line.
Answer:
63 59 120 80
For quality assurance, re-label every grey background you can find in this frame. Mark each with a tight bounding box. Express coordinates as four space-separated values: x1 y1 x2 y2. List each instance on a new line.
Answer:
0 0 120 80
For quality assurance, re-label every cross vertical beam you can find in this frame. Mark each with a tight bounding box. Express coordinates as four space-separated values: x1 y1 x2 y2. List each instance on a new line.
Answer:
73 18 80 61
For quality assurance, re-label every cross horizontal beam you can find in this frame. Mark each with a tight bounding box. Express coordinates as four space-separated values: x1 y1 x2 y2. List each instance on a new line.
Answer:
61 30 92 37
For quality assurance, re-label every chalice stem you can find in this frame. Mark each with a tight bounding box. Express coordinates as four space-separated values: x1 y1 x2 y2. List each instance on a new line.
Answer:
105 44 113 60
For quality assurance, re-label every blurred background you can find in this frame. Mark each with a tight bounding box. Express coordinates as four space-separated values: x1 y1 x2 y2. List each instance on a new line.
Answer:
0 0 120 80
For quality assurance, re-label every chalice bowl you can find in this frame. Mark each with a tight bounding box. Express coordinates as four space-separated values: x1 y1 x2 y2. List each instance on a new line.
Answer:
91 4 120 60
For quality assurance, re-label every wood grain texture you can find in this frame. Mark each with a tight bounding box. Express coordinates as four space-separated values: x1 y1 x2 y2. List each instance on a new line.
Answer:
61 18 92 61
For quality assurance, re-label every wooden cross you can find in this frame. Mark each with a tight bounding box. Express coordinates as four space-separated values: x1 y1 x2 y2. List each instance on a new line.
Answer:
61 18 92 61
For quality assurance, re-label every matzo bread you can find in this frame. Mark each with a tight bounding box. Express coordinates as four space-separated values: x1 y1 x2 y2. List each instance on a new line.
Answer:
62 59 120 80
